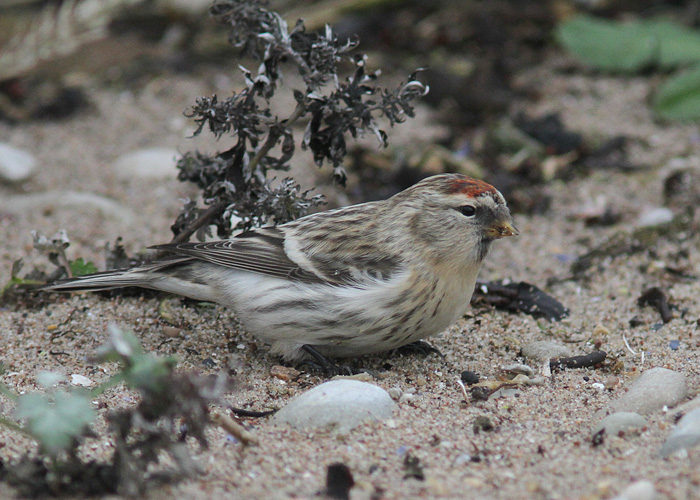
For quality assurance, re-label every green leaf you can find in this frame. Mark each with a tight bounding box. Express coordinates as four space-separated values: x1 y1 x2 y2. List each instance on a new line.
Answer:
16 391 95 455
556 15 657 73
69 257 98 277
556 15 700 73
647 20 700 68
654 64 700 120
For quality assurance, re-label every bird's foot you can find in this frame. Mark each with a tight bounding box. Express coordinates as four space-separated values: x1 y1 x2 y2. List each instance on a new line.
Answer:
297 345 382 377
298 345 354 376
393 340 444 358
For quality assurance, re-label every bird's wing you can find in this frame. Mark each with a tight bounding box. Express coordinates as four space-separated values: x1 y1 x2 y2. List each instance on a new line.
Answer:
152 227 327 284
152 226 403 287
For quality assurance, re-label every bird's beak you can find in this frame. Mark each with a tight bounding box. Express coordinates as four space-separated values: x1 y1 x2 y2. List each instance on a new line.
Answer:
487 220 519 239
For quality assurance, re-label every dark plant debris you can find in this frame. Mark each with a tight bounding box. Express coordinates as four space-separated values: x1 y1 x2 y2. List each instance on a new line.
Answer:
473 416 495 434
637 287 673 324
471 280 569 321
550 351 607 371
569 213 697 280
402 453 425 481
325 462 355 500
171 0 427 243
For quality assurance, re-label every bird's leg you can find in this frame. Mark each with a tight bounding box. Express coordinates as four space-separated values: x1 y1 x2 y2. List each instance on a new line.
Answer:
299 345 352 376
297 345 379 377
393 340 444 358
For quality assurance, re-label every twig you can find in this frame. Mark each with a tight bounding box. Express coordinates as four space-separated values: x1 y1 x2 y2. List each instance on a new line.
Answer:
622 333 637 355
456 378 469 404
549 351 607 370
210 410 258 446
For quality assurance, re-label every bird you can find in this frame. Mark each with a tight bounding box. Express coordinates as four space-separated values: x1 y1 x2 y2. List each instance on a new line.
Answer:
44 173 518 362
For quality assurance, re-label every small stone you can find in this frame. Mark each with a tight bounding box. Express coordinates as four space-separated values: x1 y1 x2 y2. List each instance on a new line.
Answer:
600 367 687 416
460 370 479 385
399 392 416 404
659 405 700 457
521 341 572 362
112 147 180 180
161 326 183 338
592 412 647 438
0 143 36 183
593 324 610 337
270 365 300 381
272 380 395 433
202 357 217 369
611 480 657 500
636 207 674 227
669 340 680 350
334 372 373 382
604 376 620 390
387 387 402 400
501 363 534 378
473 416 494 433
70 374 93 387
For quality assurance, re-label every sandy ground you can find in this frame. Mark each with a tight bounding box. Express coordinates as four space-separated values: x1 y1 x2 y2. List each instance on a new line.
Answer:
1 47 700 499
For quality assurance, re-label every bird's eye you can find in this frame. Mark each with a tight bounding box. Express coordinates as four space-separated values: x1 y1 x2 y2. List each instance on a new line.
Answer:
459 205 477 217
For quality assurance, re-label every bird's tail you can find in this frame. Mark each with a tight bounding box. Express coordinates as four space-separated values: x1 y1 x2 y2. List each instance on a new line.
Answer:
42 257 192 293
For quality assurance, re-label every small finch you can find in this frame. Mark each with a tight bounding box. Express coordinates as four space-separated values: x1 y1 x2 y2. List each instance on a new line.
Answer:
44 174 518 361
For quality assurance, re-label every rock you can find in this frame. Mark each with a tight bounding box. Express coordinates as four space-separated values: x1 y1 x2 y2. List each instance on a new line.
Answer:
501 363 534 378
636 207 674 228
671 394 700 416
1 191 135 224
592 412 647 438
70 374 93 387
0 143 36 183
611 480 657 500
659 406 700 457
521 341 572 362
273 380 395 433
601 368 686 416
112 147 180 180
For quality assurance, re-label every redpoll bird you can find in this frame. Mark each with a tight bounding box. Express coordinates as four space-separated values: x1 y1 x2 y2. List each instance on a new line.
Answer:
44 174 518 361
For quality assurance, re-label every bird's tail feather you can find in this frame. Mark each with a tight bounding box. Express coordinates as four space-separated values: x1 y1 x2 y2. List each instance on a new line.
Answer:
42 257 192 293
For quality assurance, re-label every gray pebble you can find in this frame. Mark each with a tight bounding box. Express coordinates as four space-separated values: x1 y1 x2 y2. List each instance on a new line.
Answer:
636 207 674 228
659 405 700 457
592 412 647 438
521 341 572 362
273 380 395 433
611 480 657 500
0 143 36 183
601 367 686 416
1 191 135 224
501 362 535 378
113 147 180 180
387 387 402 400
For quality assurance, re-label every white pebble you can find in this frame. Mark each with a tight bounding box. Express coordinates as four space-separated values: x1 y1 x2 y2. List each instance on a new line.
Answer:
636 207 674 227
70 374 94 387
112 147 180 180
0 143 36 183
273 380 395 433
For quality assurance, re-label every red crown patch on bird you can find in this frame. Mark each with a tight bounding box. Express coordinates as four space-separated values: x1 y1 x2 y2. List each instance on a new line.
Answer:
448 177 499 198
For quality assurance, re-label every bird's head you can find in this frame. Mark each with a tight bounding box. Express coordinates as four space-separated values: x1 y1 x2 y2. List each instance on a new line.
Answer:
393 174 518 264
